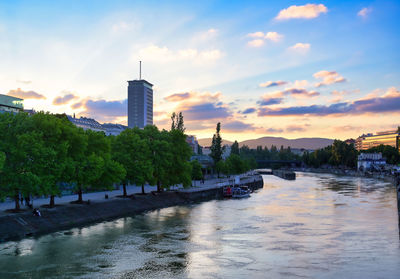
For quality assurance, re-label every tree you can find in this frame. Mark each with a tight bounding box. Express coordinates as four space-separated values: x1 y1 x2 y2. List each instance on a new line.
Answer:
364 144 400 165
143 125 172 192
28 112 78 207
0 112 41 210
168 128 192 188
215 160 225 177
113 128 152 196
191 160 203 181
171 112 185 132
231 141 239 155
0 151 5 171
210 122 223 164
226 154 248 174
73 129 120 203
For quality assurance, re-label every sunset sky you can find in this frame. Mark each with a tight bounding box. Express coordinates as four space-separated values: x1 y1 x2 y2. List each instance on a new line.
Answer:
0 0 399 141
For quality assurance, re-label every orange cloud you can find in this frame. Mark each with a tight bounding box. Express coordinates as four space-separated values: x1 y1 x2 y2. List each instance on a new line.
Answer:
7 88 46 100
259 81 287 88
247 31 283 47
164 92 192 102
313 70 346 87
53 93 78 105
247 39 264 47
288 43 310 54
358 7 372 18
275 4 328 20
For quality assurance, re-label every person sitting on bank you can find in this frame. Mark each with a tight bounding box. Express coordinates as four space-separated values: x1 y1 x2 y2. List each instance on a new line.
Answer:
33 208 41 217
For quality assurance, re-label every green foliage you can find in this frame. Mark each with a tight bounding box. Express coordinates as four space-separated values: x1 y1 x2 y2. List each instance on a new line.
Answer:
170 112 185 132
0 111 195 207
216 154 252 176
231 141 239 155
302 140 358 168
168 129 192 188
210 122 223 164
226 154 249 174
0 112 41 208
0 151 4 170
190 160 203 180
142 125 173 191
112 127 152 195
215 160 226 177
363 144 400 165
239 144 300 168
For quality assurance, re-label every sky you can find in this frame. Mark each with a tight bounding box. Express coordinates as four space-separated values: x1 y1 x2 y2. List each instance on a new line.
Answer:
0 0 399 141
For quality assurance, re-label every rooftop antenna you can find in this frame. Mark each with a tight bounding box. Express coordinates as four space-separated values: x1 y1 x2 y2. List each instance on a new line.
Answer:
139 61 142 80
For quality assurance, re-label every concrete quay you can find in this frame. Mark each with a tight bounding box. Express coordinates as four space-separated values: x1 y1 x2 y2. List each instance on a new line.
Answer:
272 170 296 180
0 173 263 243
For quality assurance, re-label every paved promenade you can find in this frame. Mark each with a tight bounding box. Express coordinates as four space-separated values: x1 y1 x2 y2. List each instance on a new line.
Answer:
0 172 262 213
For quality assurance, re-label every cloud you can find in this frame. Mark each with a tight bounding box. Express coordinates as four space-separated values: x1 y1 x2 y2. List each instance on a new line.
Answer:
247 31 283 47
293 80 308 88
258 88 319 106
164 92 192 102
171 92 232 122
247 31 264 38
382 86 400 98
264 32 283 42
258 97 284 106
78 99 127 122
266 128 284 134
242 108 256 114
258 87 400 116
247 39 264 47
16 80 32 85
53 94 78 105
286 125 307 132
223 121 257 132
137 44 223 63
358 7 372 18
7 88 46 100
333 125 361 132
179 103 231 121
197 28 218 40
329 90 348 103
259 80 287 88
287 43 310 54
275 4 328 20
285 88 319 98
71 102 83 109
313 70 346 87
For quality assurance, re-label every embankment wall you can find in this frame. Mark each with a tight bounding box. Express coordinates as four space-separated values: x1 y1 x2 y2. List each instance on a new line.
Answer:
0 176 263 242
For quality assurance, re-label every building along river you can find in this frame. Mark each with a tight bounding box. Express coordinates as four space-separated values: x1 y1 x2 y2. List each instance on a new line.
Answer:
1 172 400 278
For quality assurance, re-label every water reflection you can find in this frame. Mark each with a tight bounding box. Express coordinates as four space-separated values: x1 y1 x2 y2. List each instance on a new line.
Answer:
1 172 400 279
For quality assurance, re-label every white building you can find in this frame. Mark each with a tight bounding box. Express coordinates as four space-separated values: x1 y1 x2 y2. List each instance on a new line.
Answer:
102 123 127 136
357 153 386 171
67 115 106 133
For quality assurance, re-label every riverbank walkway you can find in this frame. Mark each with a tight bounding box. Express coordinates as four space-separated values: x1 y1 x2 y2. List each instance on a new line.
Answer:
0 172 262 215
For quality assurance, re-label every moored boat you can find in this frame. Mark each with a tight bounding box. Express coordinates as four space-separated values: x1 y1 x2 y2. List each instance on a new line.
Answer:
223 186 232 197
232 186 250 198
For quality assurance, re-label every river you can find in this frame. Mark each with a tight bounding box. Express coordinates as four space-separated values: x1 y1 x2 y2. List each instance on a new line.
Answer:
1 172 400 278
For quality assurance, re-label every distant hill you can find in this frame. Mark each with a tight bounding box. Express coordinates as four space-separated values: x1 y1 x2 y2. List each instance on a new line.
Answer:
197 138 233 147
197 137 333 150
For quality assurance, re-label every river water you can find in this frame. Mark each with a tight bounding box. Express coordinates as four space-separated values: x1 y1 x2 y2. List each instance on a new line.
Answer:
1 172 400 279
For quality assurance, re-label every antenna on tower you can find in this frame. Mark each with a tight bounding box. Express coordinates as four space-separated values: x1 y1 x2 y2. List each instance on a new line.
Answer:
139 61 142 80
